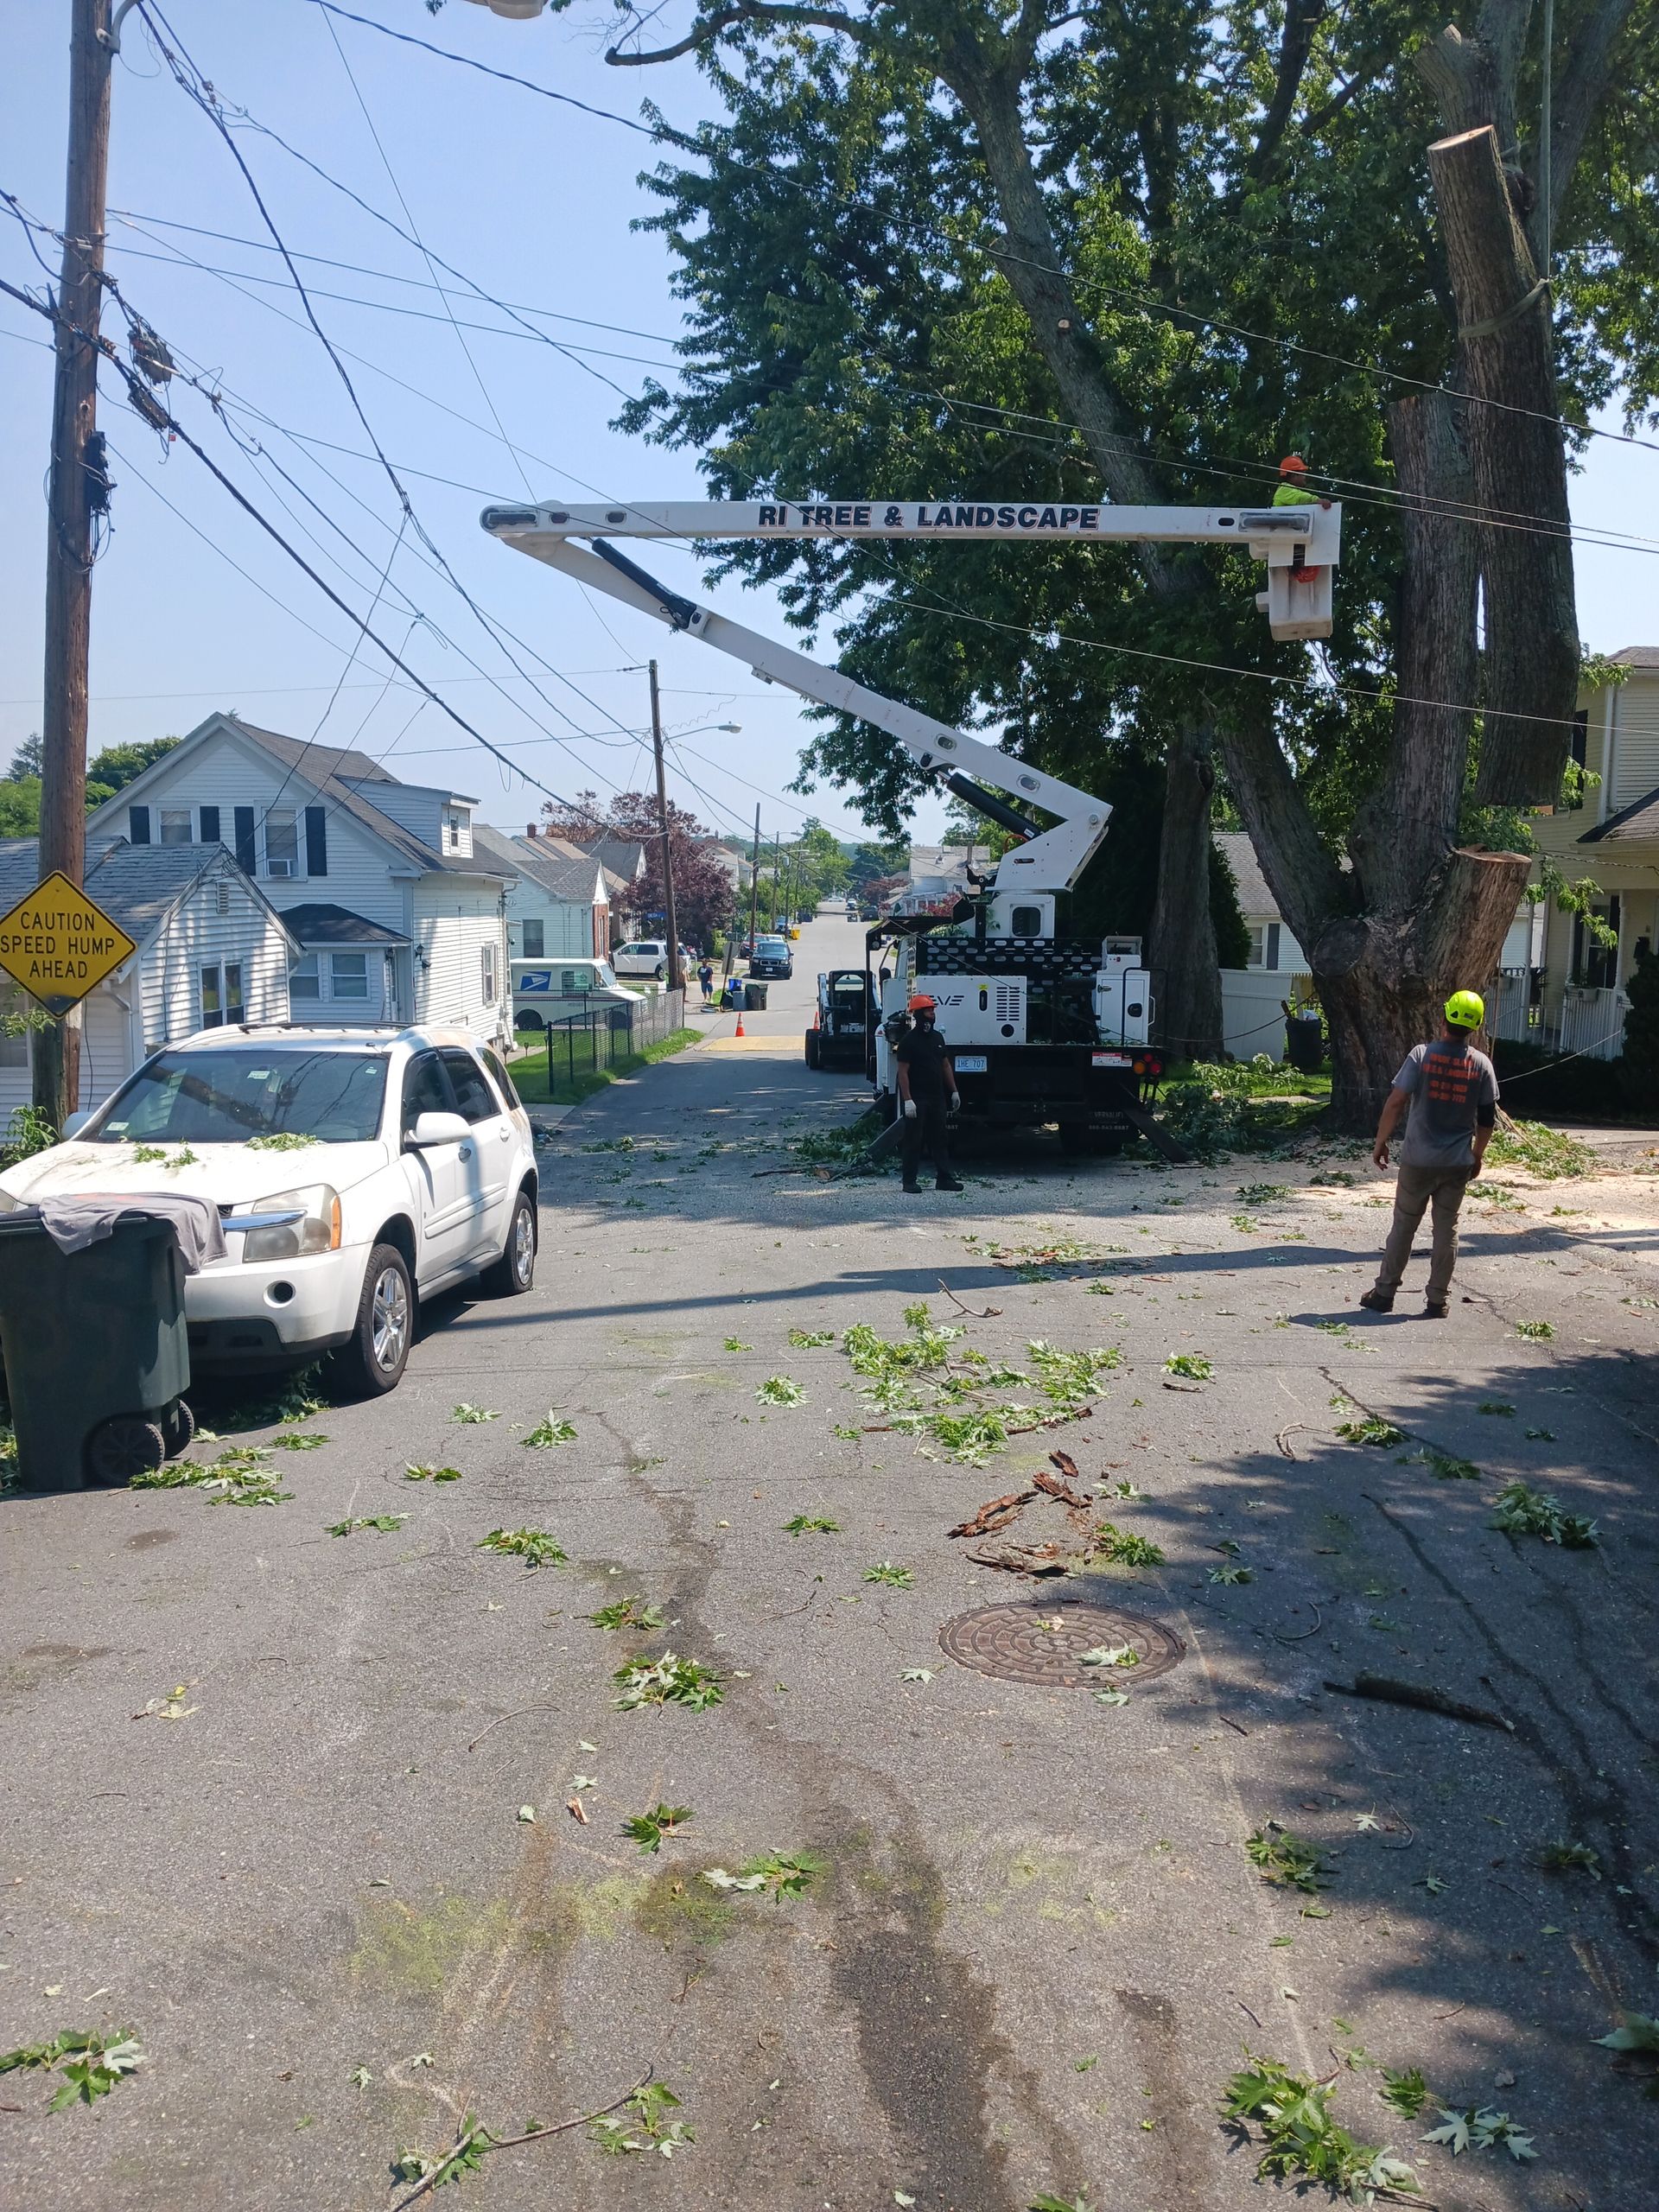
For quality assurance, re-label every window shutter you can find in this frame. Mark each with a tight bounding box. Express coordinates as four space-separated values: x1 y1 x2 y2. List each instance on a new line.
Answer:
304 805 327 877
199 804 221 847
129 804 151 844
1266 922 1281 972
233 806 257 873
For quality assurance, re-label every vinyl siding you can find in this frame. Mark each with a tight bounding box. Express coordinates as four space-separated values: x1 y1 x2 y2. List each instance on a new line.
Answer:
506 883 603 961
412 878 511 1039
86 723 413 935
1605 675 1659 813
137 864 291 1053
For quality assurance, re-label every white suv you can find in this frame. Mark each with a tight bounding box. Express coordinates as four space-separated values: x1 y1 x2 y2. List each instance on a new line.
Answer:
0 1026 538 1398
612 938 671 978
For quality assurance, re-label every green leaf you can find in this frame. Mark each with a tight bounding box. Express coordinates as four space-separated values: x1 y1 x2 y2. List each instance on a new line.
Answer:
270 1431 327 1451
1515 1319 1555 1340
899 1667 935 1682
326 1513 408 1535
862 1560 913 1587
451 1403 501 1424
621 1803 694 1854
613 1652 723 1711
756 1375 805 1406
1595 2012 1659 2053
588 1596 665 1631
782 1513 840 1534
1245 1824 1330 1894
1379 2066 1429 2118
787 1328 836 1347
523 1412 577 1448
477 1527 567 1568
1164 1352 1215 1382
723 1337 753 1351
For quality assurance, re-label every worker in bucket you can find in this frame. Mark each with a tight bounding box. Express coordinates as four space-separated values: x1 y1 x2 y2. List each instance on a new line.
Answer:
894 995 963 1195
1274 454 1331 581
1359 990 1497 1319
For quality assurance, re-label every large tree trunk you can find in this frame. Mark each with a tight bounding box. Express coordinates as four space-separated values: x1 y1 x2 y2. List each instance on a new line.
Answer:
1314 847 1532 1128
1426 124 1579 806
1147 722 1223 1058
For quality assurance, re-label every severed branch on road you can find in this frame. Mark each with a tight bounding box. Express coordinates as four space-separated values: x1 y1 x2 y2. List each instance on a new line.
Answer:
391 2070 654 2209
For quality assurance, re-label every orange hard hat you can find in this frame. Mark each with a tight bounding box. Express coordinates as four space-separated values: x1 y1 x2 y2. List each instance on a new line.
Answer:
1279 454 1309 475
906 994 937 1012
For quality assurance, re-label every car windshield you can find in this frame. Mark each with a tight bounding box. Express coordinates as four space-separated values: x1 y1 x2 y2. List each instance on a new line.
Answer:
90 1049 391 1146
758 938 787 950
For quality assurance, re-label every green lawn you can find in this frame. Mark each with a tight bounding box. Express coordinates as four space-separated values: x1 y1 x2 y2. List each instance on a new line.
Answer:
509 1027 702 1109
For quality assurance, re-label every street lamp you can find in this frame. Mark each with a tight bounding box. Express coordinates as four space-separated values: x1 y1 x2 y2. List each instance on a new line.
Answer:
461 0 550 18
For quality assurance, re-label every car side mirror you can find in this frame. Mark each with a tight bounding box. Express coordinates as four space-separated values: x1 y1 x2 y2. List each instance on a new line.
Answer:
62 1110 92 1137
407 1109 470 1148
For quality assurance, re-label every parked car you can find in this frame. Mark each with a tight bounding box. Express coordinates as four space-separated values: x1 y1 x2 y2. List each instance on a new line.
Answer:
748 935 794 980
0 1026 538 1398
612 937 672 979
512 956 637 1030
805 969 872 1071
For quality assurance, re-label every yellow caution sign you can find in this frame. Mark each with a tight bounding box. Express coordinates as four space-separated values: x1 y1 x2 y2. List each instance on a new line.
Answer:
0 870 137 1016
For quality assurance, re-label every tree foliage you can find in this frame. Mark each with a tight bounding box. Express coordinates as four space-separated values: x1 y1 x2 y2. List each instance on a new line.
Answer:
542 788 736 947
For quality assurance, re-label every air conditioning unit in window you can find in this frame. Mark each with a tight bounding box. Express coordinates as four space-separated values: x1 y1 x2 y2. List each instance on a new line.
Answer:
267 858 295 878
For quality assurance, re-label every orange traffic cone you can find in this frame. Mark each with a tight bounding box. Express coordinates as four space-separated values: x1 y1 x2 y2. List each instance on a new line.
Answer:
734 1012 746 1037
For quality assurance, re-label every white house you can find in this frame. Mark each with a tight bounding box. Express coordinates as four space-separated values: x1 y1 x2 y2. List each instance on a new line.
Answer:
86 714 516 1043
475 823 615 960
0 837 296 1118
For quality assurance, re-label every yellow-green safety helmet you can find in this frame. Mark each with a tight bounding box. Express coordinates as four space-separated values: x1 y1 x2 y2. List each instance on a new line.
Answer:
1444 988 1485 1030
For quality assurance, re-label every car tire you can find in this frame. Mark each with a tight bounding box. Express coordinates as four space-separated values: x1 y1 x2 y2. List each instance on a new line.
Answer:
481 1187 537 1297
804 1031 820 1068
654 963 666 981
331 1243 413 1399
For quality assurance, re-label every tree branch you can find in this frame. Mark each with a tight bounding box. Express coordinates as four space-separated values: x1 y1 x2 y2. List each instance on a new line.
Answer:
1547 0 1637 232
606 3 870 67
1247 0 1327 180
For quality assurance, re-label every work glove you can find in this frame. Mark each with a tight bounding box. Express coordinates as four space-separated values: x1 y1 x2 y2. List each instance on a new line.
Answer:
949 1092 962 1114
903 1100 918 1121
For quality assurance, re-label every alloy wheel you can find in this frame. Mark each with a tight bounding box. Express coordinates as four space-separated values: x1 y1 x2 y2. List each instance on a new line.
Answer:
371 1265 410 1372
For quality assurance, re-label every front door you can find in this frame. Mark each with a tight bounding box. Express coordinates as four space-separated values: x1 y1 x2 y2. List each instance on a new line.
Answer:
398 1050 474 1284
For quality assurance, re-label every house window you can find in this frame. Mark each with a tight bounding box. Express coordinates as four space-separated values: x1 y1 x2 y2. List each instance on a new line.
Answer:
1245 925 1266 969
0 988 30 1069
160 807 194 846
329 952 369 1001
521 918 545 959
442 805 469 853
481 941 498 1002
200 964 241 1027
264 809 299 877
289 955 321 1001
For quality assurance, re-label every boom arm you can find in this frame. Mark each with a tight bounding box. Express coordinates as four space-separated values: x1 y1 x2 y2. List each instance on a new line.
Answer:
485 524 1114 892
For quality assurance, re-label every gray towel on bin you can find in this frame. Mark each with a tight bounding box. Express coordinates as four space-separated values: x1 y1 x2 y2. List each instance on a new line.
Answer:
35 1192 226 1274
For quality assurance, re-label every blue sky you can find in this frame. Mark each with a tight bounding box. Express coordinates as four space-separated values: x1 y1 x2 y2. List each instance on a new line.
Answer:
3 2 1656 853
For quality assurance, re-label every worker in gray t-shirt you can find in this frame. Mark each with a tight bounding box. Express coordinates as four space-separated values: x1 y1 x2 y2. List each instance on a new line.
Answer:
1359 989 1498 1319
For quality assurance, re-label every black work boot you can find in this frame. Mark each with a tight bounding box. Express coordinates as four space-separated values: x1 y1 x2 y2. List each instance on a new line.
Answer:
935 1173 963 1192
1358 1289 1394 1313
1423 1299 1449 1319
901 1177 920 1194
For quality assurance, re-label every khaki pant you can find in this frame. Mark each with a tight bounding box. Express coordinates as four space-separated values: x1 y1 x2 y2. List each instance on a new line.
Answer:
1374 1163 1473 1303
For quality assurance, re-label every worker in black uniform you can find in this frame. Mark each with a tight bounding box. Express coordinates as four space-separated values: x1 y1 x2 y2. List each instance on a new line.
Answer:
894 994 963 1193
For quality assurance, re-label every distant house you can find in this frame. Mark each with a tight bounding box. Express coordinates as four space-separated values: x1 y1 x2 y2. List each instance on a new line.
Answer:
85 712 515 1042
0 837 296 1116
566 834 647 898
1213 834 1307 976
475 823 614 961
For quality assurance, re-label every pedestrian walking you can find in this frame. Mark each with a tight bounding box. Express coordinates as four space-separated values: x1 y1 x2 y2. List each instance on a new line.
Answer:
1360 990 1497 1319
697 958 715 1007
894 995 963 1194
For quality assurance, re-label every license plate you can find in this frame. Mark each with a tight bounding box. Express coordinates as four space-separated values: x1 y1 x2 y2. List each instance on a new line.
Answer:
1092 1052 1132 1068
953 1054 988 1073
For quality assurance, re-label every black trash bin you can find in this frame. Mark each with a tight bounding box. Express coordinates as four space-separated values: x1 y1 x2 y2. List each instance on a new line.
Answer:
1285 1011 1325 1075
0 1209 194 1491
744 982 769 1011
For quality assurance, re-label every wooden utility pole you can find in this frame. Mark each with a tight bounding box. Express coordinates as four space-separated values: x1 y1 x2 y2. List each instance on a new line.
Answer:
36 0 116 1126
647 659 683 995
747 804 761 965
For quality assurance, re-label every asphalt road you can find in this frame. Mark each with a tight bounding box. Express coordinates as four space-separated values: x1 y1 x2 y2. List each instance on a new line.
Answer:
4 906 1659 2210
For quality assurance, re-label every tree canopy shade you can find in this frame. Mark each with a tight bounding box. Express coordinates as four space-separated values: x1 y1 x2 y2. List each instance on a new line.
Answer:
577 0 1654 1122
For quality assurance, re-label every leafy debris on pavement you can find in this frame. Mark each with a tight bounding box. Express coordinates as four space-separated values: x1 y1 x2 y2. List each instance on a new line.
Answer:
613 1653 723 1711
1540 1840 1601 1878
842 1305 1116 1465
1478 1402 1516 1417
786 1328 836 1347
1246 1824 1331 1893
404 1464 462 1483
1397 1445 1480 1481
588 1596 665 1631
132 1684 195 1720
1093 1522 1166 1569
949 1485 1038 1537
782 1513 840 1535
1223 2055 1416 2202
1335 1416 1407 1447
621 1804 693 1854
701 1850 823 1901
1209 1562 1253 1584
899 1668 935 1682
1164 1352 1215 1382
755 1376 806 1406
723 1337 753 1351
327 1514 409 1536
452 1403 501 1424
863 1561 914 1587
589 2081 693 2158
1378 2068 1430 2119
0 2027 146 2112
523 1412 578 1447
1491 1479 1599 1547
1421 2107 1535 2158
1079 1643 1139 1669
131 1443 291 1507
270 1432 328 1452
1514 1319 1555 1340
477 1527 569 1567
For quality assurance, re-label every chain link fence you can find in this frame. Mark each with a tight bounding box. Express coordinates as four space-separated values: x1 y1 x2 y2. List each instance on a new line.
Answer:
537 989 686 1097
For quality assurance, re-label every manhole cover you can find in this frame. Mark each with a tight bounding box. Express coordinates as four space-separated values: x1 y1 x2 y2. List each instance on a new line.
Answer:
938 1599 1185 1688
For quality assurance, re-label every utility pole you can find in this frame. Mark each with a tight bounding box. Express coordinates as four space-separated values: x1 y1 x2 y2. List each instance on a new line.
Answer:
36 0 116 1127
747 804 761 965
646 658 682 995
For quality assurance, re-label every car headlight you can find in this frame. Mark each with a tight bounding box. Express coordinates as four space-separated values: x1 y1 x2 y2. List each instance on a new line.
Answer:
0 1187 19 1213
240 1184 342 1262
